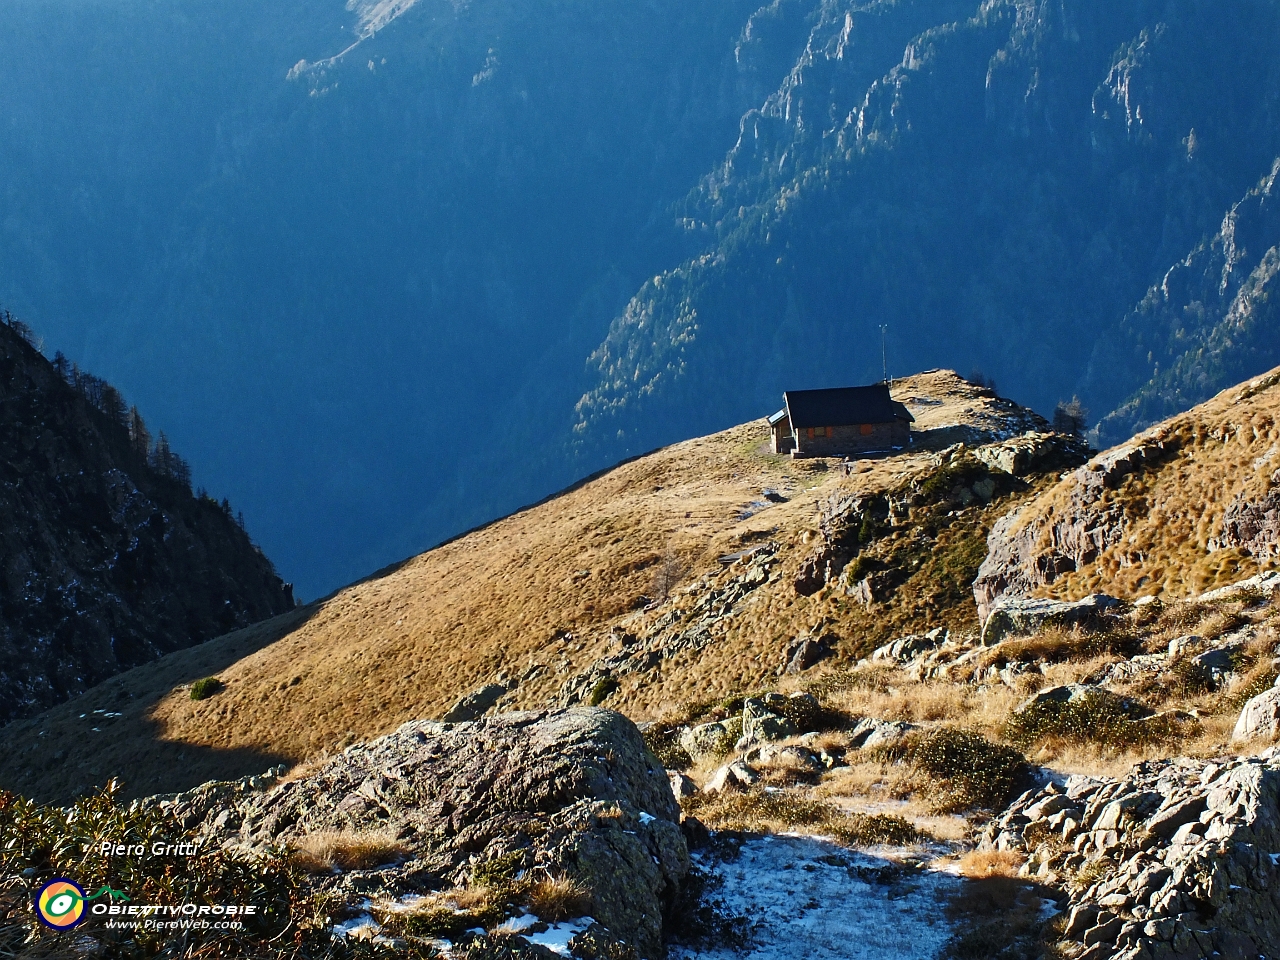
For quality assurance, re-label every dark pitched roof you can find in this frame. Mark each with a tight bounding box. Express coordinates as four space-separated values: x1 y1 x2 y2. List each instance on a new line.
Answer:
767 408 790 426
783 384 915 429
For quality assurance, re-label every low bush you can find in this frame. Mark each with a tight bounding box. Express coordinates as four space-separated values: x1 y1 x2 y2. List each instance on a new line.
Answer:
0 781 374 959
1004 690 1188 751
641 720 692 770
526 876 592 922
907 728 1032 813
588 676 620 706
189 676 223 700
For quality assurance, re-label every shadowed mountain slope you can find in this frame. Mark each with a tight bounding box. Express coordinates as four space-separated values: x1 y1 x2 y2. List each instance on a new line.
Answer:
0 319 294 723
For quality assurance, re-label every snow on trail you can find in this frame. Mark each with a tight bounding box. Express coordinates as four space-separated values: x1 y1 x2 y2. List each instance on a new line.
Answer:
670 835 959 960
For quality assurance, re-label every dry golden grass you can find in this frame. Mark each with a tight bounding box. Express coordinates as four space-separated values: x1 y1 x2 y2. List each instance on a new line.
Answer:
525 877 592 922
955 849 1024 879
289 827 408 873
9 369 1280 804
1011 369 1280 603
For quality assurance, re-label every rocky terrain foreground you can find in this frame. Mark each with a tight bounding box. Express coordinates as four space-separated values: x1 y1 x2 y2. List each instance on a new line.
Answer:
142 709 687 959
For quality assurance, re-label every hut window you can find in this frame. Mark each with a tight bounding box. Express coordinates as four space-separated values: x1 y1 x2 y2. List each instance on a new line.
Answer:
860 424 874 435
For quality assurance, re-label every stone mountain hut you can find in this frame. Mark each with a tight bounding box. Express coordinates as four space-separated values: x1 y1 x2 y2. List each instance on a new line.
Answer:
769 383 914 457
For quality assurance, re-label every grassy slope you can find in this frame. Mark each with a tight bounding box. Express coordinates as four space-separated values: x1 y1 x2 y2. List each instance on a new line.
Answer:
1017 366 1280 601
1 370 1044 801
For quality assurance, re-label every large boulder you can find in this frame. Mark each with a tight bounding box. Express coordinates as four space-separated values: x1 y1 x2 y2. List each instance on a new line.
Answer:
741 694 795 745
971 431 1088 477
1232 681 1280 743
979 594 1120 646
179 709 687 958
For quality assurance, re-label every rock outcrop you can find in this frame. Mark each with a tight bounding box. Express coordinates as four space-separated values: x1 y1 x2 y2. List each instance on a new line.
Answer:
1233 679 1280 743
980 595 1121 646
158 709 687 958
975 370 1280 617
981 754 1280 960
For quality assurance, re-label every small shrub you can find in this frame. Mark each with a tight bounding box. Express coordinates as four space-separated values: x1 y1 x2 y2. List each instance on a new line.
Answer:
290 827 408 872
588 676 620 706
778 694 850 734
830 813 919 847
956 849 1024 879
641 720 692 770
189 676 223 700
1004 690 1187 751
710 716 744 758
908 728 1032 813
526 876 592 922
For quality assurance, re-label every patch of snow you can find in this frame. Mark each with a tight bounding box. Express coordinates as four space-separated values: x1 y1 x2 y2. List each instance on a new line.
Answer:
525 917 594 956
497 913 540 934
670 835 958 960
639 812 656 824
331 913 381 938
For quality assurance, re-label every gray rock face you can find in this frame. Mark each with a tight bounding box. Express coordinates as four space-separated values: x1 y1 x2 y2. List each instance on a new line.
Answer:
972 437 1177 620
979 594 1120 646
871 628 948 663
166 709 687 958
847 717 914 751
741 694 795 745
1232 685 1280 743
784 635 831 673
971 431 1088 477
680 720 731 761
441 682 510 722
980 753 1280 960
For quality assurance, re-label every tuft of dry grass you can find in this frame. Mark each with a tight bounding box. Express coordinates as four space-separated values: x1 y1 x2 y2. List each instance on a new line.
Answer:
684 787 923 847
526 876 592 922
955 849 1023 879
289 827 408 873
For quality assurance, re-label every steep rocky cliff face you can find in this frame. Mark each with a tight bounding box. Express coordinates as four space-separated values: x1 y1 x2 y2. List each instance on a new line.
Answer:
573 0 1280 465
974 366 1280 618
1088 158 1280 447
0 320 293 723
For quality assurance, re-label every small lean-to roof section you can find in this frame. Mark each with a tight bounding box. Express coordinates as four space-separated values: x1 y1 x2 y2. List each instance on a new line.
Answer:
767 408 790 426
783 384 915 429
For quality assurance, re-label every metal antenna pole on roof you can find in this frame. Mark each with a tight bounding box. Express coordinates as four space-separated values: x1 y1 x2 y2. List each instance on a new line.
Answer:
880 324 888 384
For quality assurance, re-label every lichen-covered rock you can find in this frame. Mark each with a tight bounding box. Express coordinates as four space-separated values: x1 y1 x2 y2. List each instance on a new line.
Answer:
972 437 1177 620
979 594 1120 646
680 720 731 760
1232 683 1280 743
177 709 687 958
979 753 1280 959
972 431 1088 477
872 628 948 662
847 717 914 750
741 694 795 744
